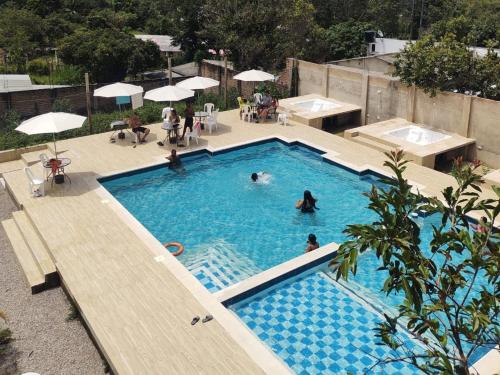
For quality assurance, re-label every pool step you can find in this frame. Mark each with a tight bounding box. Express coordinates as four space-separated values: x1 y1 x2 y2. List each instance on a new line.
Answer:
1 219 46 293
182 241 262 292
12 211 58 286
349 134 395 154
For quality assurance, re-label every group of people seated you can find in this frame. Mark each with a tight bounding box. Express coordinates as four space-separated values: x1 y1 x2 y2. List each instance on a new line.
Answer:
126 102 198 148
239 91 279 122
255 91 278 123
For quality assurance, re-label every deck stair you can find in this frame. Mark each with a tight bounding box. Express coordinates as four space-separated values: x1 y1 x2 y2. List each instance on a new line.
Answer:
21 150 45 166
348 133 396 153
1 210 58 293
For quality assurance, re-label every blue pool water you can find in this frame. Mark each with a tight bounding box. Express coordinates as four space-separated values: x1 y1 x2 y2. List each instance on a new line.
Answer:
101 141 381 291
101 140 492 373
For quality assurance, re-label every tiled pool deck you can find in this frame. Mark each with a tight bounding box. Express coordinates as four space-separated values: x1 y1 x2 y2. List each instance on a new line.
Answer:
1 109 498 374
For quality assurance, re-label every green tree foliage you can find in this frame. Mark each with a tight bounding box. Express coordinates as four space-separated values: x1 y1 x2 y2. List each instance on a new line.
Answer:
394 33 500 99
311 0 368 28
200 0 318 70
58 29 161 82
332 150 499 374
0 6 46 70
325 21 373 61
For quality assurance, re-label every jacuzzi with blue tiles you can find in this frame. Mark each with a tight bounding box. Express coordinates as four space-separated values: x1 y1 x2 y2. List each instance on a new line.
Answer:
100 139 493 374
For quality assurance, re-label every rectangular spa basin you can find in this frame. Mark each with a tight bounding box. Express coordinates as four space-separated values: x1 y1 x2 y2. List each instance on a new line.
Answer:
292 99 341 112
385 125 450 146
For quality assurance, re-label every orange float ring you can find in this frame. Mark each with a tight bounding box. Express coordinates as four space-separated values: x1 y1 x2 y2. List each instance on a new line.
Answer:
164 242 184 256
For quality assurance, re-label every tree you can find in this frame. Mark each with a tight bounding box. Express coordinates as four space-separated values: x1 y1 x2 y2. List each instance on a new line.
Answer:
200 0 318 70
0 6 46 71
325 20 373 61
332 150 499 374
58 29 161 82
311 0 368 28
393 34 475 97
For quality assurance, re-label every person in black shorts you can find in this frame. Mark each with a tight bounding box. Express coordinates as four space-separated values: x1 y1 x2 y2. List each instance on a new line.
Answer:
181 102 195 140
128 111 150 143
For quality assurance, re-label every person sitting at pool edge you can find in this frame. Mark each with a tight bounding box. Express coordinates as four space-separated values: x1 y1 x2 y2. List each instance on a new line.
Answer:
166 149 181 169
128 111 150 143
296 190 318 213
305 233 319 253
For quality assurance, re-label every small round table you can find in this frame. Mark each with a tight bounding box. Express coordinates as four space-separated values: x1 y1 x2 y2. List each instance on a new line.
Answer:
43 158 71 185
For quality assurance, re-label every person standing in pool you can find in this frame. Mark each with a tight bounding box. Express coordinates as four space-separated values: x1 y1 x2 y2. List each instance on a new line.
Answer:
296 190 318 212
305 233 319 252
166 149 181 169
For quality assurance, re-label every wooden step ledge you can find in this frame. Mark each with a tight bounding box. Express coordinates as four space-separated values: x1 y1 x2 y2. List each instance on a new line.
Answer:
12 211 58 287
2 219 45 294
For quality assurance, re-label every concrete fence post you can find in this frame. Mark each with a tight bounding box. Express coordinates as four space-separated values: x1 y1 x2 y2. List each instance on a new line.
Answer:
360 71 369 125
460 95 472 137
324 65 329 97
406 85 416 122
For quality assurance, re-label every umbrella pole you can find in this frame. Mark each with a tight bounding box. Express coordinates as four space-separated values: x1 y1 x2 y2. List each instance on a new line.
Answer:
53 133 58 159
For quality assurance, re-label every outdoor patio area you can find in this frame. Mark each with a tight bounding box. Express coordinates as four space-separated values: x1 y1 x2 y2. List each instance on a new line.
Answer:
0 110 498 374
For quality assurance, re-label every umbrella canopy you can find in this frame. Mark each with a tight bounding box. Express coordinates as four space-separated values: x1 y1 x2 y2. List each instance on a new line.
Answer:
233 69 275 82
16 112 87 135
94 82 143 98
16 112 87 158
144 85 195 102
176 76 219 90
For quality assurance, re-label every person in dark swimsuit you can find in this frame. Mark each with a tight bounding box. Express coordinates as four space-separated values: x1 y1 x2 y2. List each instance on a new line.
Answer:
295 190 318 213
181 102 195 140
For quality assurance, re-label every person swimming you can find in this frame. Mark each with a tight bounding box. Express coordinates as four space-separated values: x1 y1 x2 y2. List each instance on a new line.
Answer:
305 233 319 253
251 171 271 184
296 190 318 213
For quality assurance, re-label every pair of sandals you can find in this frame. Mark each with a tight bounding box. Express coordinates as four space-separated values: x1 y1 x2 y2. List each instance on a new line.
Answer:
191 314 213 325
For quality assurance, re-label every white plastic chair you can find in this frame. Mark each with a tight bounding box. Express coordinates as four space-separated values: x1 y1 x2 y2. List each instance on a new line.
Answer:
278 110 290 126
206 109 219 134
161 107 173 119
24 167 45 197
203 103 215 115
39 153 51 179
242 105 252 122
186 121 201 147
253 93 263 104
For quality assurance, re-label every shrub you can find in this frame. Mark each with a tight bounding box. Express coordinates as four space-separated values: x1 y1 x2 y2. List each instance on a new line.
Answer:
27 58 50 76
52 98 74 113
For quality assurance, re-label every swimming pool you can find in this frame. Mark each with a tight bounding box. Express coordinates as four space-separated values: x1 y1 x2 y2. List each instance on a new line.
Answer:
101 140 381 292
101 139 493 373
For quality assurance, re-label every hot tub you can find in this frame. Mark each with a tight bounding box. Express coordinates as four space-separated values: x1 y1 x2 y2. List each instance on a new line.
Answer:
385 125 450 146
292 99 341 112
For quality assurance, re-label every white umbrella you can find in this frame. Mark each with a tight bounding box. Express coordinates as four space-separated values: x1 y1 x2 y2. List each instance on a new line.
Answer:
233 69 275 82
16 112 87 158
176 76 219 90
94 82 144 97
144 85 194 106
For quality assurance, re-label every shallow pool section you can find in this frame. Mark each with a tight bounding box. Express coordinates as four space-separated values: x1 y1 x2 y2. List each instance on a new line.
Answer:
101 140 380 292
293 99 341 112
230 267 419 374
385 125 450 146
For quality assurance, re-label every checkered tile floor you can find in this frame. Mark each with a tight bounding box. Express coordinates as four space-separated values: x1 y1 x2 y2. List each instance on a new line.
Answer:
232 270 419 374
